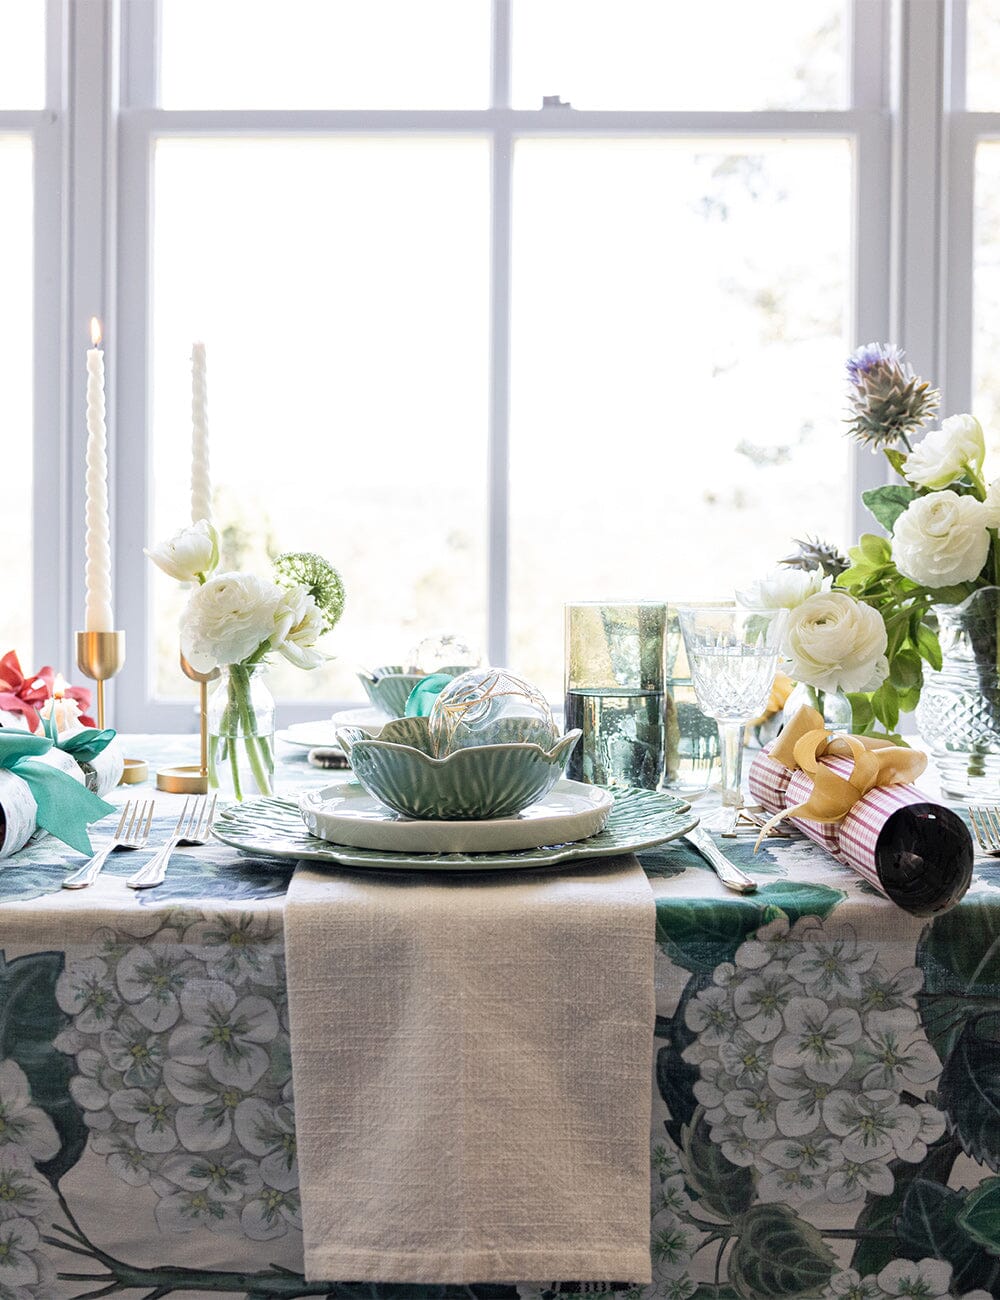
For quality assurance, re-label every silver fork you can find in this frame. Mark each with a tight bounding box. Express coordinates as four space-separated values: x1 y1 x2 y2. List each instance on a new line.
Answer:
126 794 217 891
969 804 1000 854
62 799 155 889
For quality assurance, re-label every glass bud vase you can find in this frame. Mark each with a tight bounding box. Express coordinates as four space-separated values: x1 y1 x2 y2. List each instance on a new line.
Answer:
207 665 275 801
915 586 1000 800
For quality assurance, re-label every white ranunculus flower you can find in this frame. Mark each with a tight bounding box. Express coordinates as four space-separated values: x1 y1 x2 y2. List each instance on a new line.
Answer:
270 584 327 670
902 413 985 488
983 477 1000 529
180 572 285 672
737 568 825 610
144 520 219 583
892 490 991 587
783 591 889 694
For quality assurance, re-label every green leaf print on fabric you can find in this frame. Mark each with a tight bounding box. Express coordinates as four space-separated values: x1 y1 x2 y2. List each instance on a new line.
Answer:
656 973 711 1148
917 899 1000 1062
896 1178 1000 1294
726 1203 835 1300
0 949 87 1186
937 1014 1000 1171
958 1177 1000 1256
850 1131 962 1276
680 1106 756 1222
657 882 845 974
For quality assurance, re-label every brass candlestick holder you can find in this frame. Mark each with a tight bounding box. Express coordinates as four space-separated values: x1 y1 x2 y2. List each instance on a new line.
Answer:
156 652 220 794
76 630 148 784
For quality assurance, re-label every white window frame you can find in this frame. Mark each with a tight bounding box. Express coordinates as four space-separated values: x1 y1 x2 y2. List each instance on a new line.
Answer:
35 0 967 731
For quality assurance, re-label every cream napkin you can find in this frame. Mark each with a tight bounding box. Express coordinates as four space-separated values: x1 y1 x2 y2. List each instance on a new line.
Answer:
285 858 655 1284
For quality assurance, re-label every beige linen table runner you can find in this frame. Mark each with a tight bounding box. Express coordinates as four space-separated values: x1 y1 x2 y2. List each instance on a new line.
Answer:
284 857 656 1284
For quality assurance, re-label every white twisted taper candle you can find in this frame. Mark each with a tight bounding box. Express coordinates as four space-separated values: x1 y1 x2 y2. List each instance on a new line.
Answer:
191 341 211 526
84 319 114 632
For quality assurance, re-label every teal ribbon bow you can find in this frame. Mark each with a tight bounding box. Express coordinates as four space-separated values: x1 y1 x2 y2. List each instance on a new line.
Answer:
0 730 114 855
56 727 117 767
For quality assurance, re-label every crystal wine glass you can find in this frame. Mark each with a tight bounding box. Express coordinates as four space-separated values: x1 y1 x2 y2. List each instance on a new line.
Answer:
677 604 788 834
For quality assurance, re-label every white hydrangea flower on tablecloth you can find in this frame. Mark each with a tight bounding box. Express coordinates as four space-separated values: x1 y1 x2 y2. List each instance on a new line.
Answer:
233 1098 297 1192
0 1148 55 1224
183 915 281 987
55 955 121 1034
108 1085 178 1153
0 1064 58 1164
168 981 279 1091
115 944 202 1033
240 1185 301 1240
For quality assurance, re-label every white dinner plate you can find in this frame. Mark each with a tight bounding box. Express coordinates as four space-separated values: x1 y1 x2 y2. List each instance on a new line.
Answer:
276 708 385 752
298 778 615 853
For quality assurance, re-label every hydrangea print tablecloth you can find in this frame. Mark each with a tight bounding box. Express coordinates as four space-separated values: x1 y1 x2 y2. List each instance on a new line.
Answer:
1 735 1000 1300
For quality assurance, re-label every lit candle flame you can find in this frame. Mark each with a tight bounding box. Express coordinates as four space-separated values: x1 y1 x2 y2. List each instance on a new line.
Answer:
90 317 102 348
53 673 67 700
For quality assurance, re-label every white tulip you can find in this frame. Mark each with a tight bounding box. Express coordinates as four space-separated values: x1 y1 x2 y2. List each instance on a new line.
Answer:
784 591 889 695
892 491 991 588
180 572 285 672
144 520 219 584
737 568 825 611
902 413 985 489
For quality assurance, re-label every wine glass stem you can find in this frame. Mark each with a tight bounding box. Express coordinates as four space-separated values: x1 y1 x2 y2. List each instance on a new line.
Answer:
717 720 745 810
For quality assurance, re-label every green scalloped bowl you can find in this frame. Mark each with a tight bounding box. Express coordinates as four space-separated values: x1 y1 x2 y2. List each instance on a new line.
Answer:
358 664 467 719
337 715 582 820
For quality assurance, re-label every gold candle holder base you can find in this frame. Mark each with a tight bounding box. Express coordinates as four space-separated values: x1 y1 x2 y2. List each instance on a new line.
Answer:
121 758 149 784
156 764 208 794
155 651 220 794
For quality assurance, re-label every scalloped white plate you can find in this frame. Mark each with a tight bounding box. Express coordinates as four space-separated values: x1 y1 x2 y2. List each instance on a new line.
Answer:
213 785 697 872
299 779 614 853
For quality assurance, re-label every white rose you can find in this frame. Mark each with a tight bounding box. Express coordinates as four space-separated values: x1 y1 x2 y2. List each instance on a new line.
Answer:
902 413 985 489
892 491 991 587
144 520 219 583
983 477 1000 529
180 571 285 672
784 591 889 695
272 585 327 670
737 568 825 610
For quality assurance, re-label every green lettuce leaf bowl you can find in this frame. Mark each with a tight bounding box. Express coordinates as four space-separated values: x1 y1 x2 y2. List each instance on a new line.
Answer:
357 664 467 720
336 715 583 820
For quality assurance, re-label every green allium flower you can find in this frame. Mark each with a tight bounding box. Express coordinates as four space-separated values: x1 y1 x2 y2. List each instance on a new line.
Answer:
845 342 939 449
272 552 345 633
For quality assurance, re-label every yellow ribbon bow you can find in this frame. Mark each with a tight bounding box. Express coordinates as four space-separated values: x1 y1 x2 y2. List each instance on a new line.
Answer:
754 705 927 848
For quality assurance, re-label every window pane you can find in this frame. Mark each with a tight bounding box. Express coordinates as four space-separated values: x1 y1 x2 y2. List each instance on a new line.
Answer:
151 137 489 702
512 0 846 111
510 138 852 700
0 0 44 109
967 0 1000 110
160 0 491 109
974 143 1000 449
0 137 33 663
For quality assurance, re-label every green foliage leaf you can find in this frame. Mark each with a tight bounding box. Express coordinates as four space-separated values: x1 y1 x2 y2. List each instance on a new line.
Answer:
862 486 917 533
680 1106 756 1222
890 647 922 689
858 531 893 564
656 882 844 974
846 692 874 732
937 1015 1000 1170
0 950 87 1186
872 679 900 731
897 1179 1000 1294
917 898 1000 1059
914 621 943 671
727 1203 835 1300
655 972 711 1146
884 447 908 477
850 1133 962 1276
958 1177 1000 1255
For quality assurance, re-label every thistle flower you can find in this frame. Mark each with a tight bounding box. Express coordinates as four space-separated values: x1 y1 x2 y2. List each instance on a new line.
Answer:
272 552 345 633
845 342 939 449
780 535 850 579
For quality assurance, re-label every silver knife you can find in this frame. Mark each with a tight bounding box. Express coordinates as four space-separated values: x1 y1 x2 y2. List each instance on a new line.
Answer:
684 825 757 894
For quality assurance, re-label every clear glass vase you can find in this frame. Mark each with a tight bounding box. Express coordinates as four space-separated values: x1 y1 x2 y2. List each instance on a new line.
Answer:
207 664 275 801
783 680 853 732
915 585 1000 800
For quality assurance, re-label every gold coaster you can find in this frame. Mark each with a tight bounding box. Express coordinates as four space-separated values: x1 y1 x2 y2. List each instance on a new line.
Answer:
120 757 149 785
156 764 209 794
